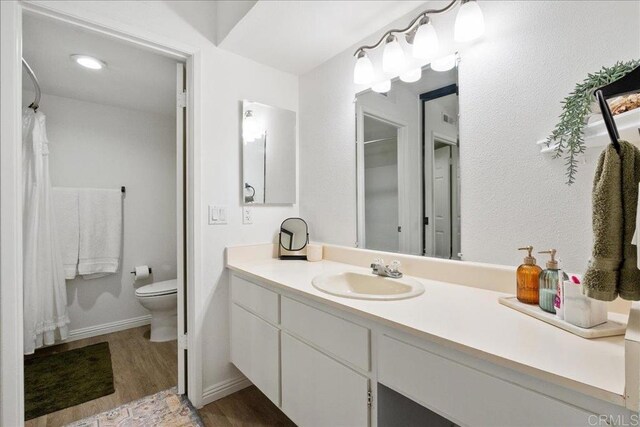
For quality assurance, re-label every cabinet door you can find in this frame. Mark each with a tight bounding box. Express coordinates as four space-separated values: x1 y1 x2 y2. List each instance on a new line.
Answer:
230 303 280 405
281 333 369 427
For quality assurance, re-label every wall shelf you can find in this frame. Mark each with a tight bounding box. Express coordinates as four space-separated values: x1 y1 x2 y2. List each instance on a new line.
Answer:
538 108 640 154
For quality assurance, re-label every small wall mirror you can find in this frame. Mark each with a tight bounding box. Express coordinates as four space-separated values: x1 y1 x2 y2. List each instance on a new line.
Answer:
356 61 460 260
279 217 309 260
242 100 297 205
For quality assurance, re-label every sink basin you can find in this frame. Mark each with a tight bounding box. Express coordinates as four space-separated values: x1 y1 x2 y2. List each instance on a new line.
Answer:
312 271 425 300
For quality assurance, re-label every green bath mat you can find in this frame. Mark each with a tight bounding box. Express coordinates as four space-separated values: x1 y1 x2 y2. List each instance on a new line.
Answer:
24 342 115 420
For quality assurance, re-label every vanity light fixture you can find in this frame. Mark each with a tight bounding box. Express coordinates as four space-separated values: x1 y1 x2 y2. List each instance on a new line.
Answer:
70 54 106 70
382 35 406 75
412 17 439 61
431 54 458 72
399 67 422 83
353 0 484 89
353 51 374 85
454 0 486 43
372 80 391 94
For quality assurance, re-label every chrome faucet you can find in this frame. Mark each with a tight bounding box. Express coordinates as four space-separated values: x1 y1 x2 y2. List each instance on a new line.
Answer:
370 258 403 279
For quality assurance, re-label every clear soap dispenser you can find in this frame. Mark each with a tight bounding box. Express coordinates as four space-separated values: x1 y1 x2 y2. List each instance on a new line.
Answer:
538 249 565 313
517 246 542 304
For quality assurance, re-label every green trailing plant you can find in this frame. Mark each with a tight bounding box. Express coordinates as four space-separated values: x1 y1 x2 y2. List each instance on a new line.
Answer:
547 59 640 185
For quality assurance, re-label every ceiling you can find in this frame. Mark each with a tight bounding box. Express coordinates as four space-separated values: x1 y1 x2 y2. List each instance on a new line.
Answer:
219 0 426 75
22 13 179 116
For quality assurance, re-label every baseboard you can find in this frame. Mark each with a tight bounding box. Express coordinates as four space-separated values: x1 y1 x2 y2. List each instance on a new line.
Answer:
201 375 252 406
65 314 152 342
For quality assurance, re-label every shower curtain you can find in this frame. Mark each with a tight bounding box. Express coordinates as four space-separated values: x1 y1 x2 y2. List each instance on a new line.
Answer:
22 108 69 354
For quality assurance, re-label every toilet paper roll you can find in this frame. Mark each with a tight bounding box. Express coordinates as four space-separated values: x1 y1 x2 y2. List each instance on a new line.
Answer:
133 265 151 281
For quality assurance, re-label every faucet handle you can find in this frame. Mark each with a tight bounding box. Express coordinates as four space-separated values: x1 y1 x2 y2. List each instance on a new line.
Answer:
373 258 384 266
389 260 401 273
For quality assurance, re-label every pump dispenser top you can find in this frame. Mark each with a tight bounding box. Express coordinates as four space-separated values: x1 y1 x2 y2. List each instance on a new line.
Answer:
518 246 536 265
538 249 558 269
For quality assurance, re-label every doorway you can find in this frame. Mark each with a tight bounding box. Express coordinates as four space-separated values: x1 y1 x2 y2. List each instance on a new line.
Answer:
421 86 460 259
20 11 187 424
363 116 400 252
356 110 408 253
0 3 199 424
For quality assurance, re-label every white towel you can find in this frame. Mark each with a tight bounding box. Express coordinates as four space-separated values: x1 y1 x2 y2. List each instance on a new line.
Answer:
78 189 122 278
52 188 80 279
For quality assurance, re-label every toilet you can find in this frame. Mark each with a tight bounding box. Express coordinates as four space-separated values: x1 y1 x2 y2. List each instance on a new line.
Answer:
135 279 177 342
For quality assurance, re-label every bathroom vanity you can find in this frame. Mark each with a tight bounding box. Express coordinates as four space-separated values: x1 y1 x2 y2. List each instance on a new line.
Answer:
227 244 639 426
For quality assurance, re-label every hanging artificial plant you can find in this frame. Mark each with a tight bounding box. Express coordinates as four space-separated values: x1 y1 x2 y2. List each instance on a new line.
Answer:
547 59 640 185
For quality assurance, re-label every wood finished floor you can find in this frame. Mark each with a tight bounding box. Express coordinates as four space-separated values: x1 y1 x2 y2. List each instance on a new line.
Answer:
199 386 295 427
25 325 177 427
24 325 294 426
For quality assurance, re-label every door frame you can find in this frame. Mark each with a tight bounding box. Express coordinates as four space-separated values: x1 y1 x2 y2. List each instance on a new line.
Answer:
420 83 459 257
0 2 203 425
355 104 409 252
429 132 458 257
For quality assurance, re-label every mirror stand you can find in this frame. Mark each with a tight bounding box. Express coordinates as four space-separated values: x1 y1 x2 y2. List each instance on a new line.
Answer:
279 217 309 260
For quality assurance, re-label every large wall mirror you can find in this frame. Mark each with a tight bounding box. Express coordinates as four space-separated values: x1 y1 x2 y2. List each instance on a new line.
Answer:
356 61 459 259
242 100 297 205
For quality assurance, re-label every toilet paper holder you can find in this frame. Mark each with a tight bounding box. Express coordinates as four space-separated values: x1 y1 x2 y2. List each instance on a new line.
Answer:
130 268 152 275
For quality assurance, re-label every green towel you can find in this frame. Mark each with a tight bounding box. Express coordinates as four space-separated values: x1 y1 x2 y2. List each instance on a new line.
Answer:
583 140 640 301
583 144 622 301
619 140 640 300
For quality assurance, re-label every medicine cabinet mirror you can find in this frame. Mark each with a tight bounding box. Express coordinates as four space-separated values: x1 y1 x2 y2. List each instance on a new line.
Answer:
242 100 297 205
356 62 460 260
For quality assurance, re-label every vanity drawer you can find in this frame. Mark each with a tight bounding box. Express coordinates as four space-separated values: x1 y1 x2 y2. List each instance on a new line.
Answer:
281 296 370 371
231 274 279 324
230 303 280 405
378 334 594 427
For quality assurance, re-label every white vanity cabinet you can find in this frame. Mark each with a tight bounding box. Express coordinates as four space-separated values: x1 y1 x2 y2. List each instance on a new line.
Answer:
230 275 281 405
230 273 371 426
281 332 369 426
378 334 594 426
229 271 621 427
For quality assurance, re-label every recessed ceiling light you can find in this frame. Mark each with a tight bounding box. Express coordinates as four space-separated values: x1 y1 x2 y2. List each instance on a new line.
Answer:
70 54 106 70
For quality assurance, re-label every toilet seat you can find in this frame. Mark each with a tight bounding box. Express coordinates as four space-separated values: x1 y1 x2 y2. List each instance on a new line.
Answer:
135 279 177 298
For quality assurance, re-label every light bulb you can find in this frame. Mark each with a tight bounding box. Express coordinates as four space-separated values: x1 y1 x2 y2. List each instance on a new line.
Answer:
70 54 106 70
454 0 485 43
372 80 391 93
412 17 439 61
431 54 457 72
353 51 374 85
243 111 259 142
382 35 405 75
400 68 422 83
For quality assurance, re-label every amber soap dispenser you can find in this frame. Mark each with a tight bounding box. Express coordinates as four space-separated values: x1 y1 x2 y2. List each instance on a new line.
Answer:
517 246 542 304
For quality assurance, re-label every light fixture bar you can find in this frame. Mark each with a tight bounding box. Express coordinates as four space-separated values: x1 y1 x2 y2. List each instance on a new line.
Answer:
353 0 458 57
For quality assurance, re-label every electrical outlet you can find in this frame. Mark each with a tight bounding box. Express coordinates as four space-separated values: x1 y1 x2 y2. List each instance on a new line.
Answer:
208 205 227 225
243 207 253 224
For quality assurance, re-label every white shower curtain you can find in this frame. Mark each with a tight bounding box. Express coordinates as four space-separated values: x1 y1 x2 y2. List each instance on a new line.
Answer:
22 108 70 354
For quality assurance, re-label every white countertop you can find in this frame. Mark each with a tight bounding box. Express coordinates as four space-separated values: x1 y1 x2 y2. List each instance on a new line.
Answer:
227 257 628 406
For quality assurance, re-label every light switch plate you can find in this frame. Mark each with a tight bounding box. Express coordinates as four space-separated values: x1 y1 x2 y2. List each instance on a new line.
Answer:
208 205 227 225
242 207 252 224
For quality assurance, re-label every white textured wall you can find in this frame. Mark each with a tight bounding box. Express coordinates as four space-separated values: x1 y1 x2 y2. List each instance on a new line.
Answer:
30 0 298 403
23 91 176 333
300 1 640 274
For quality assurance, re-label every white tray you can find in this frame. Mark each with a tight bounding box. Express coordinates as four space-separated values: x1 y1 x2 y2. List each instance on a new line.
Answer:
499 296 626 339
